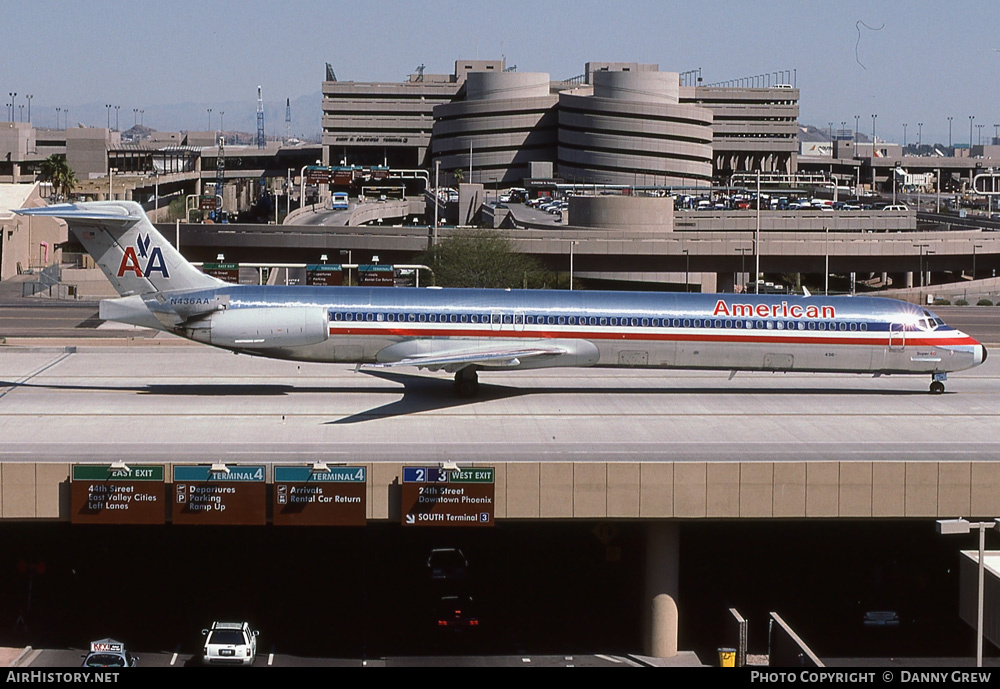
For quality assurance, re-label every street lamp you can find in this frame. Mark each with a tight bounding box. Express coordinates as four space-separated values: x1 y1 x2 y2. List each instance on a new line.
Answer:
918 122 923 150
682 249 690 293
109 167 118 201
567 240 579 290
948 116 954 149
854 115 860 144
340 249 352 286
7 92 15 123
914 243 929 288
970 115 975 152
114 105 120 131
903 123 907 148
26 94 32 124
936 518 1000 668
106 104 111 129
824 225 830 296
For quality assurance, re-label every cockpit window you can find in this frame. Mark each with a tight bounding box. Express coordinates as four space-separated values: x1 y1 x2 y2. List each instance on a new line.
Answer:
920 310 944 330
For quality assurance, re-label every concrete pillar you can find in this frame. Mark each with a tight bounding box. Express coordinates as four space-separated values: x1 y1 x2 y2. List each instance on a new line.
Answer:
643 522 680 658
905 272 914 288
699 272 718 293
716 271 736 293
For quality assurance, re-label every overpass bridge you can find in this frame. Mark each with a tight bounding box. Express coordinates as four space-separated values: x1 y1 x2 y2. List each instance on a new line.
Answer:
158 209 1000 296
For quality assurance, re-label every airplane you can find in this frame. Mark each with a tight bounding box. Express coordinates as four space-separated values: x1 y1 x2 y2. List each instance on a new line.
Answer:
15 201 987 396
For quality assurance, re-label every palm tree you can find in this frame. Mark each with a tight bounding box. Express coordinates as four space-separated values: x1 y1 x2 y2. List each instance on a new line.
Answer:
38 154 76 201
452 167 464 185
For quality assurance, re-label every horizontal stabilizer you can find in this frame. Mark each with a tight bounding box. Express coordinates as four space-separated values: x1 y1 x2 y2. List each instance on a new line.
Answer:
15 203 136 223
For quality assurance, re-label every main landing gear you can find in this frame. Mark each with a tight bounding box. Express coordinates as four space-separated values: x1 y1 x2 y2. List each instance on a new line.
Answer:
929 372 947 395
454 367 480 397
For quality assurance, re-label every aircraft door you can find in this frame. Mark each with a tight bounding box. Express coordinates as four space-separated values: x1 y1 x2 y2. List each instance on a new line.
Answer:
514 311 525 332
889 323 905 350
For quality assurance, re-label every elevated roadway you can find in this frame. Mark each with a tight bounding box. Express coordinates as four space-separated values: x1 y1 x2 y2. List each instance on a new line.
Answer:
3 304 1000 661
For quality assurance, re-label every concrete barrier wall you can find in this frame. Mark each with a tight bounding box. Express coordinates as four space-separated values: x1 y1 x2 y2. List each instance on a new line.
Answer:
4 460 1000 522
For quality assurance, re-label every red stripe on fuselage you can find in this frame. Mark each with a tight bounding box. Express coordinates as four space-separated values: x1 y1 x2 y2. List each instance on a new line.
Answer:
327 325 980 348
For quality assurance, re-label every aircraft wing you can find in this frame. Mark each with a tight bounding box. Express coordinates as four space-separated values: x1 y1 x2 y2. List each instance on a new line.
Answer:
365 343 567 372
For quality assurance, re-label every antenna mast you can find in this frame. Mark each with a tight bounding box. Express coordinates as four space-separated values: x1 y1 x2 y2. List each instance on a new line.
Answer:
285 98 291 142
256 85 265 149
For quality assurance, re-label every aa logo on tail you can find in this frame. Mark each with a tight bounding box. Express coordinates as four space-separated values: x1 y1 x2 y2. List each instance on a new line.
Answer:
117 233 169 278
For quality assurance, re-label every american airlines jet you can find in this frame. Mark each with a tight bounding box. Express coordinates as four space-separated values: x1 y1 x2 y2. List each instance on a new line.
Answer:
16 201 986 396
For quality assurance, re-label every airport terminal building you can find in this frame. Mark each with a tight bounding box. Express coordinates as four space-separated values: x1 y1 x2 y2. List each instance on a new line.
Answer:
321 60 800 186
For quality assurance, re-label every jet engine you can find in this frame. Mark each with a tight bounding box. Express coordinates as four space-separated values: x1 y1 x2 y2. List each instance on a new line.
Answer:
185 307 329 349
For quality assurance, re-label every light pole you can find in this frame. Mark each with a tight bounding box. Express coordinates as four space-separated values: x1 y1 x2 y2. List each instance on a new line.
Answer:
948 116 954 149
970 115 975 152
918 122 923 150
903 123 907 148
824 225 830 295
340 250 352 286
754 170 761 293
56 107 61 129
114 105 120 131
26 94 32 124
7 92 15 122
433 159 440 244
220 111 224 135
914 243 929 288
871 114 877 149
682 249 690 292
568 240 579 290
109 167 117 201
854 115 860 144
133 108 138 127
106 104 111 129
936 518 1000 668
973 243 983 279
977 123 985 146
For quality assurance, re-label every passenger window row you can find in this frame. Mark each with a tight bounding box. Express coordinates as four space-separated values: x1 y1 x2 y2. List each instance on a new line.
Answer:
328 311 870 332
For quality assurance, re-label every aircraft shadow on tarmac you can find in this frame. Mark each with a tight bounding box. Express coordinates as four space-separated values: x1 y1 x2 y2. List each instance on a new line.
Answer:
0 373 930 426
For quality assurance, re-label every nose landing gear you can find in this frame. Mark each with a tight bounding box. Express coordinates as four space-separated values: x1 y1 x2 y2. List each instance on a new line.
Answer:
930 372 947 394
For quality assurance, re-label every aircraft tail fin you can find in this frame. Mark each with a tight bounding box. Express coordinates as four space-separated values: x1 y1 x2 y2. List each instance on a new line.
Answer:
14 201 223 297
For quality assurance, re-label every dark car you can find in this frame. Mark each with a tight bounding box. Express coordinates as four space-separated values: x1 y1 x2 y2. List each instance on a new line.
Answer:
433 594 479 631
427 547 468 583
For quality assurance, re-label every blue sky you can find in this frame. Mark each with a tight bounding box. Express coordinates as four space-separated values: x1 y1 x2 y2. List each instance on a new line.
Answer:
5 0 1000 144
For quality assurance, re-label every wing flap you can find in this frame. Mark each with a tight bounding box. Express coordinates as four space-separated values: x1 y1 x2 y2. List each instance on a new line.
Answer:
366 344 567 372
